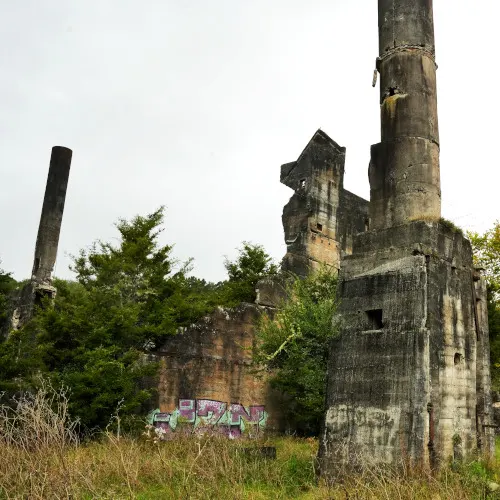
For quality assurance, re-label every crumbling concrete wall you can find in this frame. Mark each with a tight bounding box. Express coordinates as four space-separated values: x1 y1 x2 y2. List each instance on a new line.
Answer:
154 284 287 433
154 129 367 434
281 129 368 276
318 222 494 471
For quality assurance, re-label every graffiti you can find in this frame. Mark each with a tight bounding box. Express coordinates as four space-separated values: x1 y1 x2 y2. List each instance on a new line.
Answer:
147 399 268 439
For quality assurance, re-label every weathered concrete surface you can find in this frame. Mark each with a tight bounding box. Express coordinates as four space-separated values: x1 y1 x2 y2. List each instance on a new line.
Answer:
152 128 369 433
474 270 495 450
318 0 493 475
154 302 286 432
255 277 287 308
32 146 72 285
369 0 441 229
8 147 72 332
318 222 495 472
281 129 368 276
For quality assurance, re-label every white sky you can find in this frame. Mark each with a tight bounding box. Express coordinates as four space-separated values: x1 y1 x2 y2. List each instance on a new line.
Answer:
1 0 499 283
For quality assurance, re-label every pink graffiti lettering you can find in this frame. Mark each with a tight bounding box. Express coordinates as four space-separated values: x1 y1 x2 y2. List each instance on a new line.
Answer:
178 399 196 422
229 404 266 426
196 399 227 425
151 398 267 439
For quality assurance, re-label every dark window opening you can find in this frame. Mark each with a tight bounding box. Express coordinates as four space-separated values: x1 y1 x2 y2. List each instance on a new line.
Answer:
317 223 323 232
364 219 369 232
454 353 463 365
300 179 306 188
389 86 397 96
366 309 383 329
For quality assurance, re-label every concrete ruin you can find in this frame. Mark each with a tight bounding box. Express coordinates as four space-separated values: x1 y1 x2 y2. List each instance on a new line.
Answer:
318 0 494 474
281 130 368 276
9 146 72 330
153 131 367 433
154 295 287 434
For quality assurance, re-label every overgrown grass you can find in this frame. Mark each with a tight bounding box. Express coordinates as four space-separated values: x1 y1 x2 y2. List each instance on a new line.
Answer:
1 385 500 499
3 433 500 499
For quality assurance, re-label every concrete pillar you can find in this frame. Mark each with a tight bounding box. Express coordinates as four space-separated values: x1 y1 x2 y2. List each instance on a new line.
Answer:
369 0 441 229
32 146 72 285
4 146 73 334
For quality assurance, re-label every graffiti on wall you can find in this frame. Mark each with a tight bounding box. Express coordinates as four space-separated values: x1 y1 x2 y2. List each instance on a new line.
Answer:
147 399 268 438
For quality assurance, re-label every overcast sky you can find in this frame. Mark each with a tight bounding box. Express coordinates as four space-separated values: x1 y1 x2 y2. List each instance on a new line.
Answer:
1 0 499 283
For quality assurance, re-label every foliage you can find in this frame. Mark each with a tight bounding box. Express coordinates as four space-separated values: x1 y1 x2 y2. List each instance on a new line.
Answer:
0 385 498 500
255 266 339 435
0 261 17 331
468 222 500 391
468 221 500 298
0 207 224 431
221 242 278 306
439 217 464 236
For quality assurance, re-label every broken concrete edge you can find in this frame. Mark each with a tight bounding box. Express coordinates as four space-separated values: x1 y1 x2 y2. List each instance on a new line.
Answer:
3 279 58 337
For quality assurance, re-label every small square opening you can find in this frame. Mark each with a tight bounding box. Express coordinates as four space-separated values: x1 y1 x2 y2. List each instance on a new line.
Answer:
317 223 323 232
366 309 383 329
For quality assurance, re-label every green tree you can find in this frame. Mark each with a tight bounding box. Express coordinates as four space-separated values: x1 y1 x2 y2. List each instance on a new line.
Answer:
222 242 278 305
0 207 219 431
468 221 500 390
255 266 338 435
0 261 16 331
468 221 500 297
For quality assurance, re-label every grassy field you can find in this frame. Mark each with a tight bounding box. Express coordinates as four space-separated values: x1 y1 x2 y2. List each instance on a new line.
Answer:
1 433 500 499
1 386 500 499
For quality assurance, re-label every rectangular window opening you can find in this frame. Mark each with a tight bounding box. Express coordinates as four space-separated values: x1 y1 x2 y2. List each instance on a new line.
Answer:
317 223 323 232
366 309 383 329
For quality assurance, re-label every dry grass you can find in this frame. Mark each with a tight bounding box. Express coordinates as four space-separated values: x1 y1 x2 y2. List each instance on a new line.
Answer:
1 384 499 499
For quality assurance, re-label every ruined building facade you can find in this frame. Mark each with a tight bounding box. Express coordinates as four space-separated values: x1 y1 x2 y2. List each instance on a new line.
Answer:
8 0 492 453
151 130 368 434
281 129 368 276
318 0 494 473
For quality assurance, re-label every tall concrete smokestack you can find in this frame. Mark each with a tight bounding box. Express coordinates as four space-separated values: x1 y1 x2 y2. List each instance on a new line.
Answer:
369 0 441 229
32 146 72 285
318 0 494 476
6 146 73 332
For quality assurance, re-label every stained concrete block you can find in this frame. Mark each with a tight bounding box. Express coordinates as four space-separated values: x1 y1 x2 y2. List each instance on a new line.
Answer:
281 129 368 275
319 222 494 475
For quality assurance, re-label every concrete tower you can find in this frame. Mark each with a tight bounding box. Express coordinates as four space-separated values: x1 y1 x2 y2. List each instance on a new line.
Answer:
32 146 73 286
9 147 72 330
370 0 440 229
318 0 493 474
280 130 368 276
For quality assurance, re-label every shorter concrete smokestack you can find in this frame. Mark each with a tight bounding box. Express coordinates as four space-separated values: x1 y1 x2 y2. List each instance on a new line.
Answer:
32 146 72 285
5 146 73 333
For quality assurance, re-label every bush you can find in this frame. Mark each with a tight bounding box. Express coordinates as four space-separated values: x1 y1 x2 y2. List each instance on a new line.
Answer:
255 266 339 435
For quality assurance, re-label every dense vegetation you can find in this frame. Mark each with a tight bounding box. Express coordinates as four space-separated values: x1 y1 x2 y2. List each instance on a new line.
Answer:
468 221 500 391
0 213 499 438
255 266 338 435
1 383 499 499
0 208 277 431
0 262 16 331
